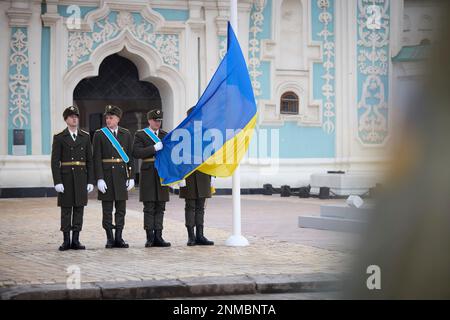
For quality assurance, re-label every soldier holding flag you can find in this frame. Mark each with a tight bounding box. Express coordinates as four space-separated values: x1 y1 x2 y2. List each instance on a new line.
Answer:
132 109 171 247
93 105 135 248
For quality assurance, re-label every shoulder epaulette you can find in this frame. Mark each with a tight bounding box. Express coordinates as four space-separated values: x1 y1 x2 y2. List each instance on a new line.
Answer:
54 130 65 136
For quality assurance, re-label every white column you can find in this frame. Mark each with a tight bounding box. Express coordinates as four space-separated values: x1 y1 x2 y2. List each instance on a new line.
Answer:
187 1 205 107
42 0 64 139
334 0 352 170
0 1 11 155
29 2 43 155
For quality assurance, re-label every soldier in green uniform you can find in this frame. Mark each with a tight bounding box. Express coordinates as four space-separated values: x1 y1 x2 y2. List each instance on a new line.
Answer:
132 109 171 247
51 106 95 251
178 107 215 246
93 105 135 249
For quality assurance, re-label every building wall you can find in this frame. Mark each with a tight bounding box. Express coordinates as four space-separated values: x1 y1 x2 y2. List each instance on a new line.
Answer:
0 0 437 189
402 0 442 46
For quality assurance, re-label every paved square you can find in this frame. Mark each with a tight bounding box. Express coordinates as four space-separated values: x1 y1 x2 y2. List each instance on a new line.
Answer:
0 193 354 288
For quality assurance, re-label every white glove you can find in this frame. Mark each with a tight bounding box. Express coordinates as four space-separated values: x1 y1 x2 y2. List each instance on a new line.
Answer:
211 176 216 187
54 183 64 193
87 184 94 193
178 180 186 188
97 179 107 194
126 179 135 191
154 142 163 152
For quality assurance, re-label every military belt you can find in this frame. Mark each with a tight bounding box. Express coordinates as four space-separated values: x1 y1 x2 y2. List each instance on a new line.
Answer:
102 159 124 163
142 158 155 163
61 161 86 166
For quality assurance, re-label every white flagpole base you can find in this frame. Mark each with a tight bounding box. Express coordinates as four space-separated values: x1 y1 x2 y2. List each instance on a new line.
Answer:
225 234 249 247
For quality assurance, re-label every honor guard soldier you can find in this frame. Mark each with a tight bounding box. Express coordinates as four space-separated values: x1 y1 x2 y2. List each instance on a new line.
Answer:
93 105 135 248
132 109 171 247
178 107 215 246
51 106 95 251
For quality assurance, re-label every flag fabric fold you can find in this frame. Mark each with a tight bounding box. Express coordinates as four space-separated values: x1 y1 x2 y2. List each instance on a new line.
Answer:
155 22 257 186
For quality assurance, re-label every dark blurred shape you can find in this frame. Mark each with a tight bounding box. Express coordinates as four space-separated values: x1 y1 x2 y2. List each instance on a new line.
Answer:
263 183 275 196
280 185 291 197
346 2 450 299
298 185 311 198
319 187 330 200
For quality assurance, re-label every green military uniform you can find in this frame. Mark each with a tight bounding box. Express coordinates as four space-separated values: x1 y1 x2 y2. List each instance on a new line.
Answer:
180 171 214 246
179 171 212 200
180 106 214 246
51 106 94 251
92 105 135 248
132 109 171 247
133 129 169 203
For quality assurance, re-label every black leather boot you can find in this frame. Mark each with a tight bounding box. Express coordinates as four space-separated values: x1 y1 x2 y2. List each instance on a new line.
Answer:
105 229 115 249
196 225 214 245
71 231 86 250
153 229 171 247
114 228 129 248
59 232 71 251
186 226 196 246
145 229 155 247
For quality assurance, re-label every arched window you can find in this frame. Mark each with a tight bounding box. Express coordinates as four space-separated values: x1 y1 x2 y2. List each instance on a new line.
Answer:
280 91 299 115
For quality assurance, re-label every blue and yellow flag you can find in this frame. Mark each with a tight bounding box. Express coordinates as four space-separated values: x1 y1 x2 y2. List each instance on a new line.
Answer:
155 22 257 185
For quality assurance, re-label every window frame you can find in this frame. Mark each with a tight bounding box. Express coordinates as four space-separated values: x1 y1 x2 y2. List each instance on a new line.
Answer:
280 91 300 115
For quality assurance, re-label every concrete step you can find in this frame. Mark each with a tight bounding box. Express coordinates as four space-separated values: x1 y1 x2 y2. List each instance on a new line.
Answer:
298 215 366 233
0 273 343 300
320 204 372 221
161 291 342 300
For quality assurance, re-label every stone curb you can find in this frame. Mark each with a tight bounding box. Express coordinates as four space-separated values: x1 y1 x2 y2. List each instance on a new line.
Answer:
0 273 343 300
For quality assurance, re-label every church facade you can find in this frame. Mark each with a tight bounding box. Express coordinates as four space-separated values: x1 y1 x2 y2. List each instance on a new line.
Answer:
0 0 439 192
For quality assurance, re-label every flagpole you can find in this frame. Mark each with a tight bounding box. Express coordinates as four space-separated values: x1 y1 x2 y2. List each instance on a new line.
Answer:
225 0 249 247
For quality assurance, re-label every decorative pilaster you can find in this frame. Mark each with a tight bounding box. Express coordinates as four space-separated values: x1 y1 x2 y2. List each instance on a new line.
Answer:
312 0 336 134
40 1 61 155
356 0 390 145
7 4 32 155
248 0 271 101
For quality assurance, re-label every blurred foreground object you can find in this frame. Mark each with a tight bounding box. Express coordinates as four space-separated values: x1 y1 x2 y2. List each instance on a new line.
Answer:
345 2 450 299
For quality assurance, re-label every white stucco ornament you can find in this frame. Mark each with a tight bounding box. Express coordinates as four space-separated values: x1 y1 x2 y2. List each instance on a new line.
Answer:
9 28 30 129
67 10 180 70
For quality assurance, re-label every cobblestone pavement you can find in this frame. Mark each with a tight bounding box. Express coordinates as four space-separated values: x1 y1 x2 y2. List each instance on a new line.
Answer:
147 193 360 252
0 194 352 288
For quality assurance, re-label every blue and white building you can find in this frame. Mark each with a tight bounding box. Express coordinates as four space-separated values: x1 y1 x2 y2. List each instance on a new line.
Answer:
0 0 440 194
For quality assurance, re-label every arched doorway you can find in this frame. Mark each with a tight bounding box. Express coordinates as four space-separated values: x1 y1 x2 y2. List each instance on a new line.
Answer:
73 53 162 183
61 33 186 137
74 53 162 136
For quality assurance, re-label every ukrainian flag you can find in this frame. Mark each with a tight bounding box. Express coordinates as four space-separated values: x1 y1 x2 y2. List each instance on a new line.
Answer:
155 22 257 185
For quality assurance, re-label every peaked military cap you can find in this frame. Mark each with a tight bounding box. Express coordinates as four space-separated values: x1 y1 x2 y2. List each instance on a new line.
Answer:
104 105 123 118
147 109 163 121
63 105 80 120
